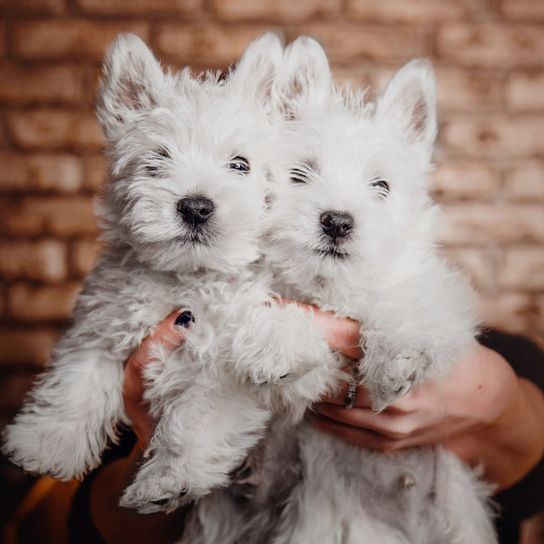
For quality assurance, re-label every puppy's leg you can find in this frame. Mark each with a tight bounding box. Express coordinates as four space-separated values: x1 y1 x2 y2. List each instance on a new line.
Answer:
230 302 338 386
361 263 478 411
2 260 156 480
120 367 270 513
2 343 125 480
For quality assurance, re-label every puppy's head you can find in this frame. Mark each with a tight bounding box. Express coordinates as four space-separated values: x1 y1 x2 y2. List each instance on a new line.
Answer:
267 37 439 291
97 33 282 273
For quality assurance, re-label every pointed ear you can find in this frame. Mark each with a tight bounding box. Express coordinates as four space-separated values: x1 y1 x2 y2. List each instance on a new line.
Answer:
97 33 167 141
276 36 331 118
228 33 283 108
376 59 437 156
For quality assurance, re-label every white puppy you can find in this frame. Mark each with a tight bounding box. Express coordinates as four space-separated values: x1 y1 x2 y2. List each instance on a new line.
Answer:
182 38 497 544
3 33 338 514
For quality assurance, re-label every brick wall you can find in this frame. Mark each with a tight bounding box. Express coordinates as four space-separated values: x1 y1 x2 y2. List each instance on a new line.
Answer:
0 0 543 502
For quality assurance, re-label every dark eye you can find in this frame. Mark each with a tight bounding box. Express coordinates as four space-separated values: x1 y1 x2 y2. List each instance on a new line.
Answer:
370 178 390 196
228 156 250 174
146 148 171 177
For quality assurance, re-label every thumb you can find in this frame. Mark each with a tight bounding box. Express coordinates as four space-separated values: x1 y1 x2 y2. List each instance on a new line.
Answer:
127 309 193 376
313 313 363 361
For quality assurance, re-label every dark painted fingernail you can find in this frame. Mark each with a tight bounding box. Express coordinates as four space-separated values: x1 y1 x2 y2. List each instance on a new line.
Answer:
151 498 169 505
175 310 194 328
179 489 188 498
279 374 289 379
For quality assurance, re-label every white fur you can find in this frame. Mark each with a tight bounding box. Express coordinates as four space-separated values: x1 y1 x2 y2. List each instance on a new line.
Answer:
182 38 496 544
2 33 339 514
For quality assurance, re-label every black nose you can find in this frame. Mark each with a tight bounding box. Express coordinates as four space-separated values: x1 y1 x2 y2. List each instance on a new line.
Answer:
177 196 215 227
320 211 354 240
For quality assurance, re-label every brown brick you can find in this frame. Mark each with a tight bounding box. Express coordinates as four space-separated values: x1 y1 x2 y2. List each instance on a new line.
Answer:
504 162 544 202
77 0 200 15
0 328 59 367
0 118 8 147
13 20 149 61
441 116 544 159
211 0 340 22
83 155 108 191
7 282 81 321
436 67 503 113
430 162 500 201
0 152 83 193
0 0 64 14
0 240 66 282
506 72 544 112
0 65 83 105
440 247 495 291
440 203 544 245
480 292 534 334
437 24 544 68
0 373 35 414
294 24 426 63
155 25 273 67
7 110 103 151
500 0 544 20
347 0 469 22
498 247 544 290
0 196 98 237
0 24 5 60
71 240 101 277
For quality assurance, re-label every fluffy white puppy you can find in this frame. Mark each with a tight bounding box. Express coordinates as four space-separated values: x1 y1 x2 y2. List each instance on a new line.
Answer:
182 38 497 544
2 33 338 514
265 38 496 544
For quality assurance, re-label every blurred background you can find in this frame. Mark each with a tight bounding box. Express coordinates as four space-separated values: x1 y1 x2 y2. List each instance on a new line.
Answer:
0 0 543 540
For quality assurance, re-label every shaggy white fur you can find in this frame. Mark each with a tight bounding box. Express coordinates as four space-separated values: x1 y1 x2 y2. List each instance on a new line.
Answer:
2 33 340 514
180 38 497 544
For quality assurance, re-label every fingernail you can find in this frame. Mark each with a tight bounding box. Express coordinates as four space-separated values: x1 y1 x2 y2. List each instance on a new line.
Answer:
175 310 194 328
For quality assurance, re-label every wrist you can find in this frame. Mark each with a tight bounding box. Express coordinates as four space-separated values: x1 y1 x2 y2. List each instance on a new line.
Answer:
468 375 544 491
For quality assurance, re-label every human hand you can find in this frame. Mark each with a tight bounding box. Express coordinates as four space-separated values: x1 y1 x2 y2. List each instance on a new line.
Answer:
123 310 193 450
310 340 543 489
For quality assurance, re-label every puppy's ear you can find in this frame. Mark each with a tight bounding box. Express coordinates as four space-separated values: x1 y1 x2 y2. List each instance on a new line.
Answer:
276 36 331 118
97 33 166 140
228 33 283 108
376 59 437 157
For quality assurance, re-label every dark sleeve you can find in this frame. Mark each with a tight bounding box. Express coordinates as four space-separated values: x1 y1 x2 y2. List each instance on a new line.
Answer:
477 329 544 543
67 428 137 544
479 329 544 390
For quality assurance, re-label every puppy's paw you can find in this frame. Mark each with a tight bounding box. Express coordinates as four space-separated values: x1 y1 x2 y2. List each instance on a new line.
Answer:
363 347 429 412
2 418 98 480
247 366 299 386
120 463 195 514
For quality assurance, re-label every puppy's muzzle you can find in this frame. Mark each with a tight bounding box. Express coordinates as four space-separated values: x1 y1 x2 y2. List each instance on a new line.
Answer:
177 195 215 227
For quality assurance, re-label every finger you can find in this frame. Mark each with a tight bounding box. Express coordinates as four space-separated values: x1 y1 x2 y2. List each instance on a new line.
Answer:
312 313 363 360
124 309 191 402
307 412 406 451
274 299 363 360
128 309 192 375
321 382 373 408
314 403 417 440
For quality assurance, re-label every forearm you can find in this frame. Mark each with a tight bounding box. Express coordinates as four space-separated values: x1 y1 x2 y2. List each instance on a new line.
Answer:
447 373 544 491
89 446 189 544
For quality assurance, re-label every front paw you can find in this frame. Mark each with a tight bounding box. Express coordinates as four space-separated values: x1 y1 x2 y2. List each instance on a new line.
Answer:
120 459 197 514
362 347 429 412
